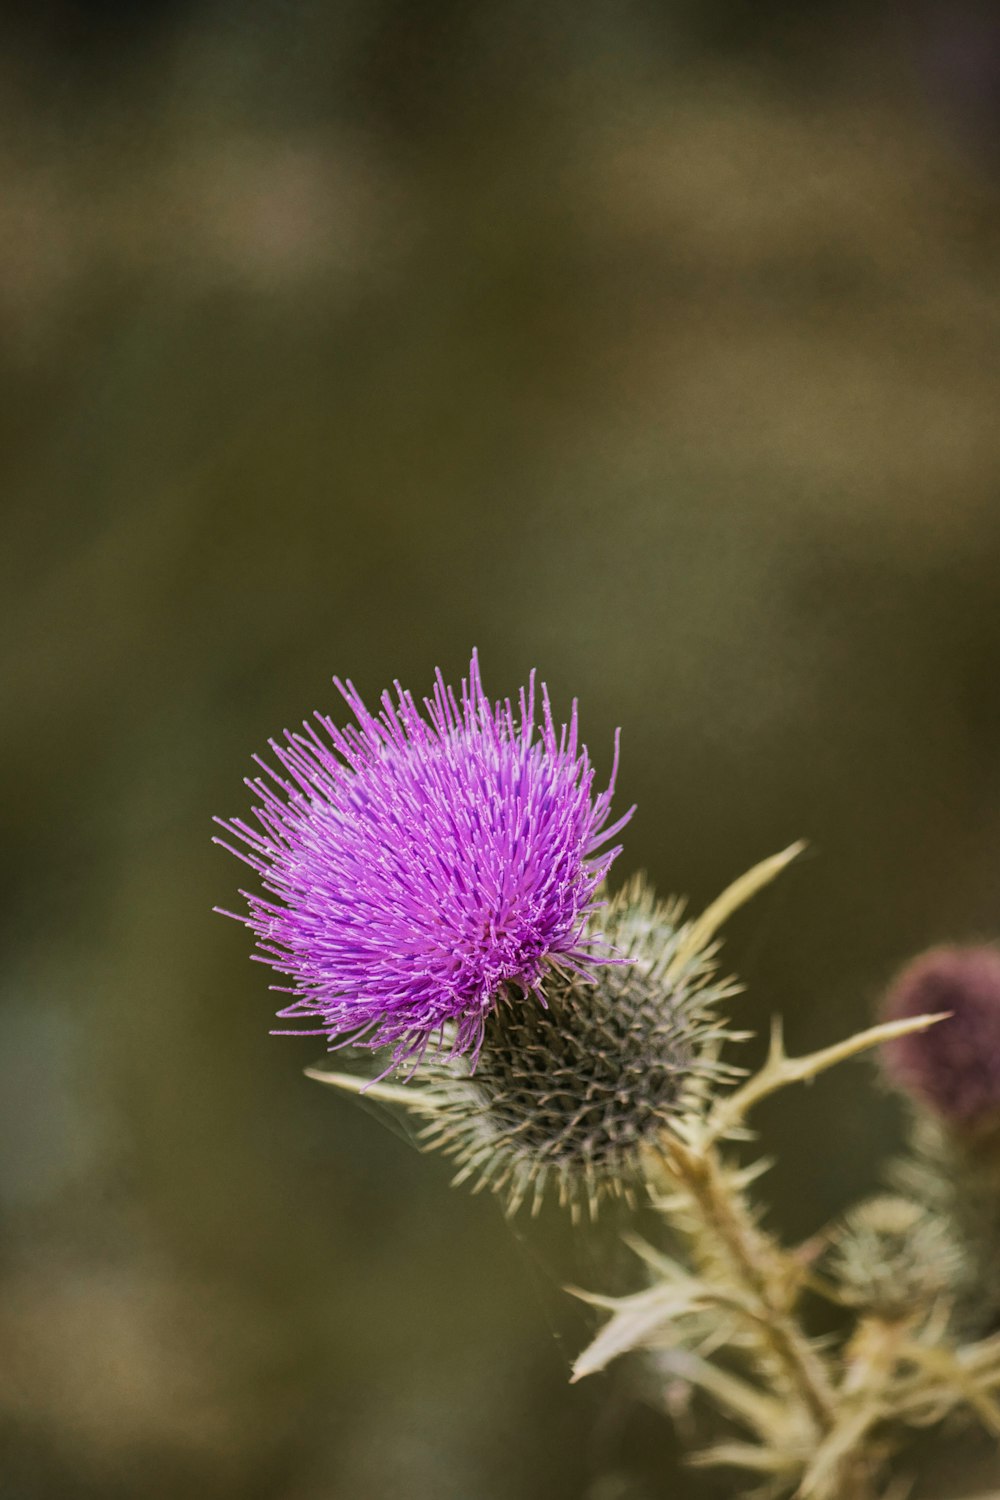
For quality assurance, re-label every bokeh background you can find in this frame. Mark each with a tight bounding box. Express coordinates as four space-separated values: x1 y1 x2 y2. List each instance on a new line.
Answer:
3 2 1000 1496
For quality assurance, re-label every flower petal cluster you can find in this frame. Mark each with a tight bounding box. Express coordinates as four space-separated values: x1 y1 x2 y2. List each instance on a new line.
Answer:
216 653 631 1066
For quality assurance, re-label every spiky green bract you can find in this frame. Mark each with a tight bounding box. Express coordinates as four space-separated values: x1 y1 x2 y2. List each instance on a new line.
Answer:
396 876 744 1219
891 1113 1000 1337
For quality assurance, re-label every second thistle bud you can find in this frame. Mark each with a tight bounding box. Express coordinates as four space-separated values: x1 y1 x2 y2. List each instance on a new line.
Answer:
882 945 1000 1336
881 945 1000 1135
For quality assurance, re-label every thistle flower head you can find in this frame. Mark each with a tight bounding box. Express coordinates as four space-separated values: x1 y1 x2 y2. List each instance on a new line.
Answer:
216 652 631 1067
881 945 1000 1131
329 875 745 1218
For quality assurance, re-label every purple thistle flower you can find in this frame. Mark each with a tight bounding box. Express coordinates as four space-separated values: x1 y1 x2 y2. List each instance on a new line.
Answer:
215 652 632 1070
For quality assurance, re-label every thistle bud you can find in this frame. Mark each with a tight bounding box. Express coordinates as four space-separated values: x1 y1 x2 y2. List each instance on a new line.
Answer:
824 1196 963 1322
881 946 1000 1134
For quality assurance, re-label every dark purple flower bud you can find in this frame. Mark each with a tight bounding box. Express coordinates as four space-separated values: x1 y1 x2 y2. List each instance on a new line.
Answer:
882 946 1000 1130
216 652 632 1071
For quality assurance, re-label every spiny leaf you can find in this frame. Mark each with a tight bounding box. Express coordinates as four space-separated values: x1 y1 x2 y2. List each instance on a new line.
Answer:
664 843 806 984
703 1012 950 1143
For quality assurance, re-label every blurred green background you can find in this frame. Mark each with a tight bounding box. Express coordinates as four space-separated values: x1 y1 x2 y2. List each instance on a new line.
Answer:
2 2 1000 1496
